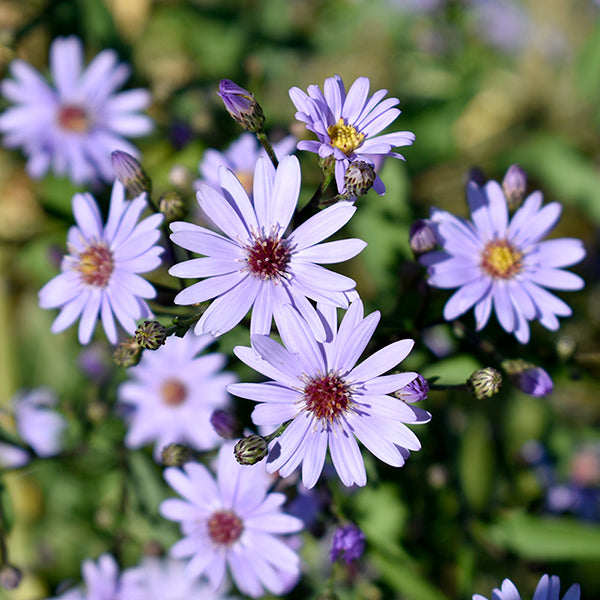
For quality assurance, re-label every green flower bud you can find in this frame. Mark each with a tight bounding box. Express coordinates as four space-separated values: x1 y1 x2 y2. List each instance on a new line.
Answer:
111 150 152 199
467 367 502 400
234 435 268 465
135 320 167 350
159 191 187 223
113 338 142 368
161 443 198 467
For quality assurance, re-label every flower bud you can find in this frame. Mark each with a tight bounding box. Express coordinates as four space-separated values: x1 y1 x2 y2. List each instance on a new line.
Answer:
218 79 265 132
210 409 241 440
343 161 376 198
330 523 366 564
467 367 502 400
234 435 268 465
161 443 197 467
409 219 437 258
501 359 553 397
111 150 152 198
135 320 167 350
393 374 429 403
0 565 22 590
502 164 527 210
113 338 142 368
158 191 187 223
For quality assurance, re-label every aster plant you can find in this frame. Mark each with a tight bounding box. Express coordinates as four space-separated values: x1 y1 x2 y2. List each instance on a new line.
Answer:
38 181 164 345
421 179 586 343
0 36 153 185
289 74 415 194
473 574 580 600
168 154 366 339
228 300 431 488
159 443 303 598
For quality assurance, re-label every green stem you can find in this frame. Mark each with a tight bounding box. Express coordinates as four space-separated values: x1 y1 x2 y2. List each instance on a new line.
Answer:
256 131 278 168
264 420 293 443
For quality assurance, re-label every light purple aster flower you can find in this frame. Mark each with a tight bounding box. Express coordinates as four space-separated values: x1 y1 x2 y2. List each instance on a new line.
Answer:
195 132 296 196
38 181 164 345
0 36 153 185
159 442 303 598
473 574 580 600
289 74 415 194
120 557 240 600
228 300 431 488
169 154 366 340
421 180 586 343
117 331 237 460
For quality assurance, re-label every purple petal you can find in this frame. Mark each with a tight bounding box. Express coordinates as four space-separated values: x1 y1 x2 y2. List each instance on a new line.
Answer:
348 339 414 384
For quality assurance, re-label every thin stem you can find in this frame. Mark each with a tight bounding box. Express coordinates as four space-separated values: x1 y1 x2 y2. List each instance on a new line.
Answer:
256 131 278 168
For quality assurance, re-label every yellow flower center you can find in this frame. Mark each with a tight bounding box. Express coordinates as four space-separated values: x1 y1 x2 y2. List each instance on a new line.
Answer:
77 242 114 287
481 239 523 279
327 118 365 155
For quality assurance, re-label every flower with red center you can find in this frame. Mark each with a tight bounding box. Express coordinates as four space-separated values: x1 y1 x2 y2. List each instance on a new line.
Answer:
0 36 153 185
38 181 164 345
169 155 366 339
228 300 431 488
159 443 303 598
421 179 586 343
117 331 237 461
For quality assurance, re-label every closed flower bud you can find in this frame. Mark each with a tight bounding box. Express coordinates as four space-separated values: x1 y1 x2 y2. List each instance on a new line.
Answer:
0 565 22 590
111 150 152 198
218 79 265 132
159 191 187 223
393 374 429 403
113 338 142 367
502 164 527 210
501 359 553 397
467 367 502 399
135 320 167 350
234 435 268 465
343 161 376 198
330 523 366 564
161 443 198 467
409 219 437 258
210 409 241 439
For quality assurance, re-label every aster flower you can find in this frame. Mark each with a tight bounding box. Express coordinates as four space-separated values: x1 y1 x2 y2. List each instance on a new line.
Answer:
195 132 296 196
421 179 586 343
117 331 237 460
289 74 415 194
0 36 153 185
38 180 164 345
169 155 366 340
228 300 431 488
159 442 303 598
473 574 580 600
330 524 366 564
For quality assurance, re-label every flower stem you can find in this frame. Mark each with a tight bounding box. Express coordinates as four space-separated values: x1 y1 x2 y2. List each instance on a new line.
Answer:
256 130 278 168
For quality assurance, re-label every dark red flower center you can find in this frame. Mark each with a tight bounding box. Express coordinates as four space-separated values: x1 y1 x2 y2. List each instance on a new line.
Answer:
77 242 114 287
480 239 523 279
207 510 243 546
303 373 352 423
245 233 291 281
57 104 91 133
160 379 187 406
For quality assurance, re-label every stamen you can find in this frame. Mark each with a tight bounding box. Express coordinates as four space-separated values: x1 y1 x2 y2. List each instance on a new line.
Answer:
481 239 523 279
303 373 352 424
245 233 291 281
76 242 114 287
208 510 243 546
57 104 91 133
327 118 365 155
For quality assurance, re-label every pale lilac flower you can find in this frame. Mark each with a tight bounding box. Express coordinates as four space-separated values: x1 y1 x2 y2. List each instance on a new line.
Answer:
289 74 414 194
421 180 586 343
169 155 365 340
120 557 240 600
228 300 431 488
117 331 237 460
330 524 365 563
473 574 580 600
0 36 153 185
38 181 164 345
159 443 303 598
0 443 30 469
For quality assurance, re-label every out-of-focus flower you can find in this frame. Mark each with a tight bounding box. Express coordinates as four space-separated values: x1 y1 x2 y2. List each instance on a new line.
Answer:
169 155 365 340
228 300 430 488
0 36 153 185
421 180 586 343
289 74 414 194
111 150 152 198
159 443 303 598
196 132 296 196
330 524 366 564
501 359 553 397
218 79 265 132
38 181 164 345
409 219 437 258
117 331 236 461
0 565 22 590
210 409 241 440
393 373 429 402
0 443 30 469
473 574 580 600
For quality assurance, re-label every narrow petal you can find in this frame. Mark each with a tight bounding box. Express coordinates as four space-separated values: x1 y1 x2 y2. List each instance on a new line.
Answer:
329 423 366 487
348 339 414 384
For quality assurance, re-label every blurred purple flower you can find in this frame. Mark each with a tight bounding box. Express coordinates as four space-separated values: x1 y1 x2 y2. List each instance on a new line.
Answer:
514 366 553 397
117 331 236 460
330 523 366 564
473 574 580 600
159 443 303 597
289 74 414 194
169 155 365 339
38 181 164 345
0 36 153 185
228 300 431 488
421 180 586 343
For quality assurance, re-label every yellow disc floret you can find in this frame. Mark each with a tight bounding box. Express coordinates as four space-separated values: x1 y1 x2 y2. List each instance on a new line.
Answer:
481 239 523 279
327 118 365 155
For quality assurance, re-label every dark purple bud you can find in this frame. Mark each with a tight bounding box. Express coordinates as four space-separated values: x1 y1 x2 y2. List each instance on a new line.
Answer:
210 409 241 439
218 79 265 132
502 164 527 210
330 523 366 564
111 151 152 198
409 219 437 258
502 359 553 397
393 374 429 403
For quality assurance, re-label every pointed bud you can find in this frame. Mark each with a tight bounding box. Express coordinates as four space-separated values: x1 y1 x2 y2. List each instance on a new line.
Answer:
501 359 553 397
330 524 366 564
111 150 152 198
210 410 241 440
113 338 142 368
218 79 265 132
467 367 502 399
159 191 187 223
344 161 376 198
0 565 22 590
409 219 437 258
234 435 268 465
135 320 167 350
502 164 527 210
393 374 429 403
161 443 198 467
